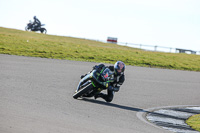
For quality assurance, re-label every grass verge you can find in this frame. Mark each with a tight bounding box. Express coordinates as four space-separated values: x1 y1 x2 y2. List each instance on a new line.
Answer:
0 27 200 71
186 114 200 132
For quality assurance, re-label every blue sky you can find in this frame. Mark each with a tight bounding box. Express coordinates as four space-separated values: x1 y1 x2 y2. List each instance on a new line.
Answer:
0 0 200 52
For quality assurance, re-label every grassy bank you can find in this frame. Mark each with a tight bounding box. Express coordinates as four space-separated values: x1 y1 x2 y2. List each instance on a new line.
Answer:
0 27 200 71
186 114 200 132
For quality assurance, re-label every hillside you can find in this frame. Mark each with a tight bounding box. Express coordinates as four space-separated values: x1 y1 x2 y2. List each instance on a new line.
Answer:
0 27 200 71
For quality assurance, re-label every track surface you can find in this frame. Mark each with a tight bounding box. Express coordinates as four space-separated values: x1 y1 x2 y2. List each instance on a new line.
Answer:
0 54 200 133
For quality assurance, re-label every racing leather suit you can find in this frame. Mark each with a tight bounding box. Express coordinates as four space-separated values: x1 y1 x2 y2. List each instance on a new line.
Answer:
93 64 125 102
33 17 41 29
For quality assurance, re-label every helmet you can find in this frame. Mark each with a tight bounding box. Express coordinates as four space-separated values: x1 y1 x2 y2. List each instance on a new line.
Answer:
114 61 125 75
33 16 36 19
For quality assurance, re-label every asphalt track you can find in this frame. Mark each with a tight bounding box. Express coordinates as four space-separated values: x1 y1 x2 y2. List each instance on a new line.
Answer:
0 54 200 133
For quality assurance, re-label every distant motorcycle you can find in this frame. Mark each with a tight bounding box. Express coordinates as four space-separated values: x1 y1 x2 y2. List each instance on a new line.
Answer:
73 67 114 99
25 21 47 34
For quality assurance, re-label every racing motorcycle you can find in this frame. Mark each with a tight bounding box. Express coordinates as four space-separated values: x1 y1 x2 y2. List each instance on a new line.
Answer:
73 67 114 99
25 21 47 34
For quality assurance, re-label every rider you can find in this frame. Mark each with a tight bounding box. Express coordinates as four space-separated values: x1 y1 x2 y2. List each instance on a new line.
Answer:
32 16 41 30
88 61 125 102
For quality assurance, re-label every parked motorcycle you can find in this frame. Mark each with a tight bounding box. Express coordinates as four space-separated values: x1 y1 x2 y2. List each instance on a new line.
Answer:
25 21 47 34
73 67 114 99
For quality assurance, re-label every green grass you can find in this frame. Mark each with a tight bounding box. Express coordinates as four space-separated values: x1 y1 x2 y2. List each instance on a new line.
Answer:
0 27 200 71
186 114 200 131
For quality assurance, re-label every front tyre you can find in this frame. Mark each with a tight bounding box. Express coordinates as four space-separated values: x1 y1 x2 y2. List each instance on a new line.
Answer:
73 83 93 99
25 26 30 31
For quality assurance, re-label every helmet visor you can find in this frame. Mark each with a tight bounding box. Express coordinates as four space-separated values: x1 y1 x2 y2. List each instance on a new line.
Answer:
117 69 122 73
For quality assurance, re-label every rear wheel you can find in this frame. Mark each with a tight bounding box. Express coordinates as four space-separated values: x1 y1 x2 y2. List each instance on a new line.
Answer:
40 28 47 34
73 83 93 99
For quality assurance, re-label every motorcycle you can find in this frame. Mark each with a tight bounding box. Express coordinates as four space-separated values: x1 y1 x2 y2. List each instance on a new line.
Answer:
73 67 114 99
25 21 47 34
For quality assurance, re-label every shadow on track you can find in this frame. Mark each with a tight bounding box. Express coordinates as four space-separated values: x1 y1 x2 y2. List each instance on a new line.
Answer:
80 98 191 120
80 98 147 113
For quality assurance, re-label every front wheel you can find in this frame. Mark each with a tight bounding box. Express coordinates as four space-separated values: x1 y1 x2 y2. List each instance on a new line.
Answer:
73 83 93 99
25 26 30 31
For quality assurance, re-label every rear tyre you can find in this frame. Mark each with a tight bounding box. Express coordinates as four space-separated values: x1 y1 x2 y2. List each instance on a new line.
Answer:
73 83 93 99
40 28 47 34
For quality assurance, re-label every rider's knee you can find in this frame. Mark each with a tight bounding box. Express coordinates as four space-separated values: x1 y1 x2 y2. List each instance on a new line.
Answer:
106 96 113 102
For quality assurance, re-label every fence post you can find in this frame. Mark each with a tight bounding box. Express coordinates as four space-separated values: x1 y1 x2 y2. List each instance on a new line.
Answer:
154 46 157 51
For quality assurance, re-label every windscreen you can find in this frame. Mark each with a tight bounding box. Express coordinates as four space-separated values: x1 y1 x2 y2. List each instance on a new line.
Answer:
101 68 114 82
